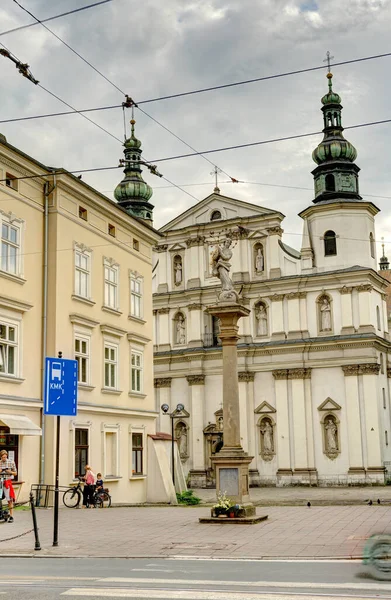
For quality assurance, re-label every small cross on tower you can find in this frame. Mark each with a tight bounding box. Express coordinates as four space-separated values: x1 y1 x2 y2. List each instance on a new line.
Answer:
211 166 222 194
323 50 334 73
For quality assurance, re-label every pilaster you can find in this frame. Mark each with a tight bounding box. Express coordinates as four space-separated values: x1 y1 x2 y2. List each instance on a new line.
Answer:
340 286 355 335
187 303 203 348
270 294 285 340
266 226 283 278
186 374 205 470
357 284 375 334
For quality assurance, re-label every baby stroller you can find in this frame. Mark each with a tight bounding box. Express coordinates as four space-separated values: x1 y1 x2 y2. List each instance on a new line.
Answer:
0 472 10 523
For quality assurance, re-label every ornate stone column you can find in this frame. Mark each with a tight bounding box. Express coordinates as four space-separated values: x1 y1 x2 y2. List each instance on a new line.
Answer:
270 294 285 341
204 303 263 520
340 286 355 335
154 377 172 433
357 284 375 334
187 303 203 348
186 374 205 474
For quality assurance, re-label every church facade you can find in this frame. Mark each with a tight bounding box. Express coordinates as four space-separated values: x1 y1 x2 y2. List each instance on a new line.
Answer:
153 72 391 487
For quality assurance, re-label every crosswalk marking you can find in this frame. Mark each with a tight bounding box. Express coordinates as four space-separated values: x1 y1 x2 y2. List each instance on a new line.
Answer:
61 589 386 600
98 577 391 592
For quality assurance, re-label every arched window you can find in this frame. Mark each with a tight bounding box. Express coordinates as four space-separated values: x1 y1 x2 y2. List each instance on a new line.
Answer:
325 174 336 192
370 233 375 259
377 306 381 331
210 210 222 221
324 230 337 256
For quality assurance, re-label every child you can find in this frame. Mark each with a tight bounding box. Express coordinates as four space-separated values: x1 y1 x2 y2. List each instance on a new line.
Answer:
95 473 104 493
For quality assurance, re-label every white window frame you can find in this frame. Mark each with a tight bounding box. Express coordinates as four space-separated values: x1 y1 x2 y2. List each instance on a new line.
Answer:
103 259 119 310
74 243 92 300
74 334 90 385
103 342 119 390
130 271 143 319
102 424 120 478
0 319 18 377
0 211 23 278
130 349 143 393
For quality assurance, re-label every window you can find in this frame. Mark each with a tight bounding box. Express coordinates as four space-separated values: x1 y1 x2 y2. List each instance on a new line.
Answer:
131 350 143 393
380 352 384 374
377 307 381 332
104 431 118 477
370 233 375 259
211 210 222 221
0 322 17 376
383 388 387 409
75 250 90 298
79 206 88 221
1 222 19 274
130 274 143 318
133 239 139 251
104 343 118 389
324 230 337 256
386 431 389 447
75 336 89 384
132 433 143 475
325 174 335 192
108 223 116 237
74 428 88 477
104 263 118 309
5 173 17 191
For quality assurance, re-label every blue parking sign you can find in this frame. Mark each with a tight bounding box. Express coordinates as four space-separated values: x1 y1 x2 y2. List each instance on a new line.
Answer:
44 357 78 416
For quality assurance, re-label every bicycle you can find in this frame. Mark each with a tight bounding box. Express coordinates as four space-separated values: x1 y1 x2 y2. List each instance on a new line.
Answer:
63 477 111 508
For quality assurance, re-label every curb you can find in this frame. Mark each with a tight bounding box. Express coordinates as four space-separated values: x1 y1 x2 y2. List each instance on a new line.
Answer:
0 552 364 560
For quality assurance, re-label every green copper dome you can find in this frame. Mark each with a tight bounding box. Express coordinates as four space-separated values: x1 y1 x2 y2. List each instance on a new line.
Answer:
114 119 153 211
312 72 357 166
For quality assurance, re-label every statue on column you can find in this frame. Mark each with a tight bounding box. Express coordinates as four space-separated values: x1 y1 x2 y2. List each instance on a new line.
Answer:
211 237 238 302
255 303 268 336
324 417 338 455
255 245 264 273
174 255 183 285
260 419 274 461
320 296 332 331
175 314 186 344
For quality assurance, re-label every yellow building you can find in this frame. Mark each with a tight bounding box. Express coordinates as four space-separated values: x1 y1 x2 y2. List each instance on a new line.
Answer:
0 123 171 504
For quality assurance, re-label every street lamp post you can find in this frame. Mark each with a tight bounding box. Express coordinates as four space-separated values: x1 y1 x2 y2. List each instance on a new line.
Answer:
161 403 188 487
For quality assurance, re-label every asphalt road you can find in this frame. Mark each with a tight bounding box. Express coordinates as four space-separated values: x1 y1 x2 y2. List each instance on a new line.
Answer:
0 557 390 600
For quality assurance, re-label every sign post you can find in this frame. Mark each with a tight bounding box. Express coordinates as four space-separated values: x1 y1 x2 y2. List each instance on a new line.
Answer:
44 352 78 547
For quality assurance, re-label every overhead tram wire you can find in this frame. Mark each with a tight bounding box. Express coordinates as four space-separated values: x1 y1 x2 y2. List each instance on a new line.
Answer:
10 1 232 187
2 115 391 185
0 0 115 37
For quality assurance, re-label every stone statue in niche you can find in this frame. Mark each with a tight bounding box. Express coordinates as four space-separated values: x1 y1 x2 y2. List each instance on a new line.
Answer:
175 314 186 345
218 416 223 431
211 237 238 302
260 418 274 461
324 417 338 457
174 256 183 285
320 297 332 331
255 245 264 273
175 422 188 459
255 304 268 336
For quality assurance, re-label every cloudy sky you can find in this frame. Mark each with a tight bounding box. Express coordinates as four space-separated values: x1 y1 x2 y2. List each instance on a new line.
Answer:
0 0 390 255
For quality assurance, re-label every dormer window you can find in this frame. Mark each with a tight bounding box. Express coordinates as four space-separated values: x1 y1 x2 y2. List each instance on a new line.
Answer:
210 210 222 221
324 230 337 256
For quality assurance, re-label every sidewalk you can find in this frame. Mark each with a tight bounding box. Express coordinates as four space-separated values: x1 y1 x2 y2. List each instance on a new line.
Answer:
1 486 391 560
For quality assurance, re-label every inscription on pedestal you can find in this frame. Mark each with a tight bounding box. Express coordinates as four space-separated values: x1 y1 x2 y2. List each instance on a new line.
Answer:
220 468 239 496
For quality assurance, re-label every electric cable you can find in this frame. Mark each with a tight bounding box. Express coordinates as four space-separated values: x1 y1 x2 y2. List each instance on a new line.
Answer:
1 50 390 126
1 115 391 183
0 0 114 37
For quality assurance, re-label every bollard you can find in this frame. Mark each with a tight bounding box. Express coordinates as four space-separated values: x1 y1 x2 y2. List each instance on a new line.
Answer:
29 491 41 551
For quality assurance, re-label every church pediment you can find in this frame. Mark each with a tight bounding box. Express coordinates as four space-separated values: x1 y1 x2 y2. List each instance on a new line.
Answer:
254 401 276 414
317 397 341 412
173 407 191 418
168 243 186 252
248 229 268 240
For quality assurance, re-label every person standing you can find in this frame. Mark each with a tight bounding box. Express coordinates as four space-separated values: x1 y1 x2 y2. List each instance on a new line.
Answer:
0 449 17 523
82 465 95 508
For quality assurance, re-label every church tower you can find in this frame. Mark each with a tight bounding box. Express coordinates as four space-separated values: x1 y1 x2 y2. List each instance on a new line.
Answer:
299 66 378 272
114 118 154 224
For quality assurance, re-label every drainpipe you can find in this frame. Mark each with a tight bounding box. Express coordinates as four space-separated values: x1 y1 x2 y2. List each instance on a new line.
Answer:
40 177 52 484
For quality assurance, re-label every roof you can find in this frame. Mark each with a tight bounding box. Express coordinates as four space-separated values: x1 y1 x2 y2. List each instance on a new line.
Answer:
160 192 284 232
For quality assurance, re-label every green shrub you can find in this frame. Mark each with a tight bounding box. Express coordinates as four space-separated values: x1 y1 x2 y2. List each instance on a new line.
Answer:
176 489 201 505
